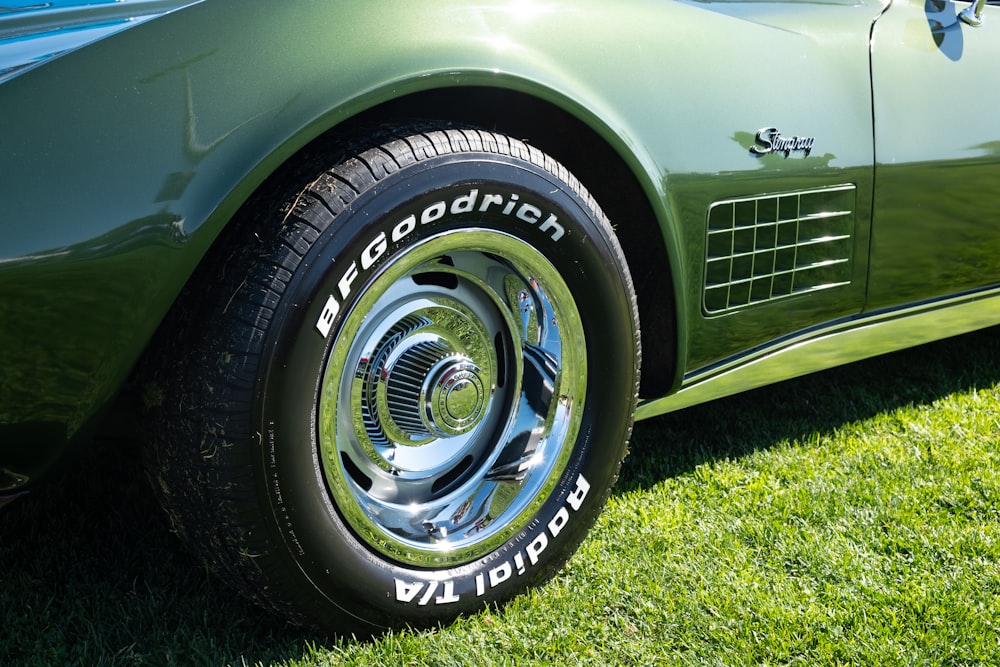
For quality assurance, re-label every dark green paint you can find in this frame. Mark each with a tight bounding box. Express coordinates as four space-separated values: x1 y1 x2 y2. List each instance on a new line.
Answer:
2 0 999 490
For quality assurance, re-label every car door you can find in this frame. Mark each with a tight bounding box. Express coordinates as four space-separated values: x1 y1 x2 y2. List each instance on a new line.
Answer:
868 0 1000 309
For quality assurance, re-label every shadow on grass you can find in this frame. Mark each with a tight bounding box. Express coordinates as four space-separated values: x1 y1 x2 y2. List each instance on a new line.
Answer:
619 324 1000 494
0 441 317 667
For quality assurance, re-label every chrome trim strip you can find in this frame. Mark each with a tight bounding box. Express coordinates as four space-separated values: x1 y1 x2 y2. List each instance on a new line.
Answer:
636 286 1000 420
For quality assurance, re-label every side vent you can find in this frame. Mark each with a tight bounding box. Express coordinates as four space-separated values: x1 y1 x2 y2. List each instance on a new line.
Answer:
703 185 856 315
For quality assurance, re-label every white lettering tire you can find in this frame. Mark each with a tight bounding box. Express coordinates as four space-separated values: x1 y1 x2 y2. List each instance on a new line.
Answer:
145 127 640 634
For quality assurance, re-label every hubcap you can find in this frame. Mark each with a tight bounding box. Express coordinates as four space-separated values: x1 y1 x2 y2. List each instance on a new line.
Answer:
423 355 487 437
377 329 489 442
318 230 585 567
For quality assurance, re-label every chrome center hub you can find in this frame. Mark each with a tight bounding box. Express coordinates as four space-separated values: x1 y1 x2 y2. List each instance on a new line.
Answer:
428 359 487 436
351 301 499 465
382 340 489 442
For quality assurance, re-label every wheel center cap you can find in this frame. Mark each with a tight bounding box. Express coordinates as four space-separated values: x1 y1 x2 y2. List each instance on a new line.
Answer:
431 363 487 436
380 337 491 444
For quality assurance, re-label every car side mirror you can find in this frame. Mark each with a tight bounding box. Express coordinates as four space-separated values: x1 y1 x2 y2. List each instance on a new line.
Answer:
960 0 987 25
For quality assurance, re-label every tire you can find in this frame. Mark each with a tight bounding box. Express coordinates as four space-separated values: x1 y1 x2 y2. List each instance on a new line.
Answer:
145 127 640 634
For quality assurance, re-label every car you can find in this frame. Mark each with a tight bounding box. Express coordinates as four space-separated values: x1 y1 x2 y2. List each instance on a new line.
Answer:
2 0 998 635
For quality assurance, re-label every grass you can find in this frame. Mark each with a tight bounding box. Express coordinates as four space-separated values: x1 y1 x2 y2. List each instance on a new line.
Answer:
2 326 999 666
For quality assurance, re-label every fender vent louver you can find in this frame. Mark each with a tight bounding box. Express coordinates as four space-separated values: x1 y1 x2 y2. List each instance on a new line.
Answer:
703 185 856 315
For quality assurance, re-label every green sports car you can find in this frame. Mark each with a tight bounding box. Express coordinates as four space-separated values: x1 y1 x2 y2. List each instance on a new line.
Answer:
1 0 998 634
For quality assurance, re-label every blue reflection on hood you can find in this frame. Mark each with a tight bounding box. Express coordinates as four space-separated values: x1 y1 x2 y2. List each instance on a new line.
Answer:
0 0 202 82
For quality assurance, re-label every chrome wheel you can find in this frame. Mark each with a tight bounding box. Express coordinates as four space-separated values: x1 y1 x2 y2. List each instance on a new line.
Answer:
319 230 586 567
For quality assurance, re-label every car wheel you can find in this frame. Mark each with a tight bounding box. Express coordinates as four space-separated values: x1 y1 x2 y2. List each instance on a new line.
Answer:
145 127 639 634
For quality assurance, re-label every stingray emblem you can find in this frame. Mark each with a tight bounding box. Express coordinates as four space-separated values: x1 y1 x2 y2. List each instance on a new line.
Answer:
750 127 815 157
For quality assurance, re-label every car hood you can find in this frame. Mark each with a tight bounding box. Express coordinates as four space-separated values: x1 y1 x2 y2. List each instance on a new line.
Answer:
0 0 202 82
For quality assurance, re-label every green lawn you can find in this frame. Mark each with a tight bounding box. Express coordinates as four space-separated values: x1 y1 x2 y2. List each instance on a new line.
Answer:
2 326 998 666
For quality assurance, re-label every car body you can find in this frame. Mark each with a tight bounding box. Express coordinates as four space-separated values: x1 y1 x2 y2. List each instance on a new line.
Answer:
2 0 998 633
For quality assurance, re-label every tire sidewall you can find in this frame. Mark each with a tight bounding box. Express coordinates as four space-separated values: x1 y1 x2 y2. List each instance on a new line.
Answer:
259 153 635 628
